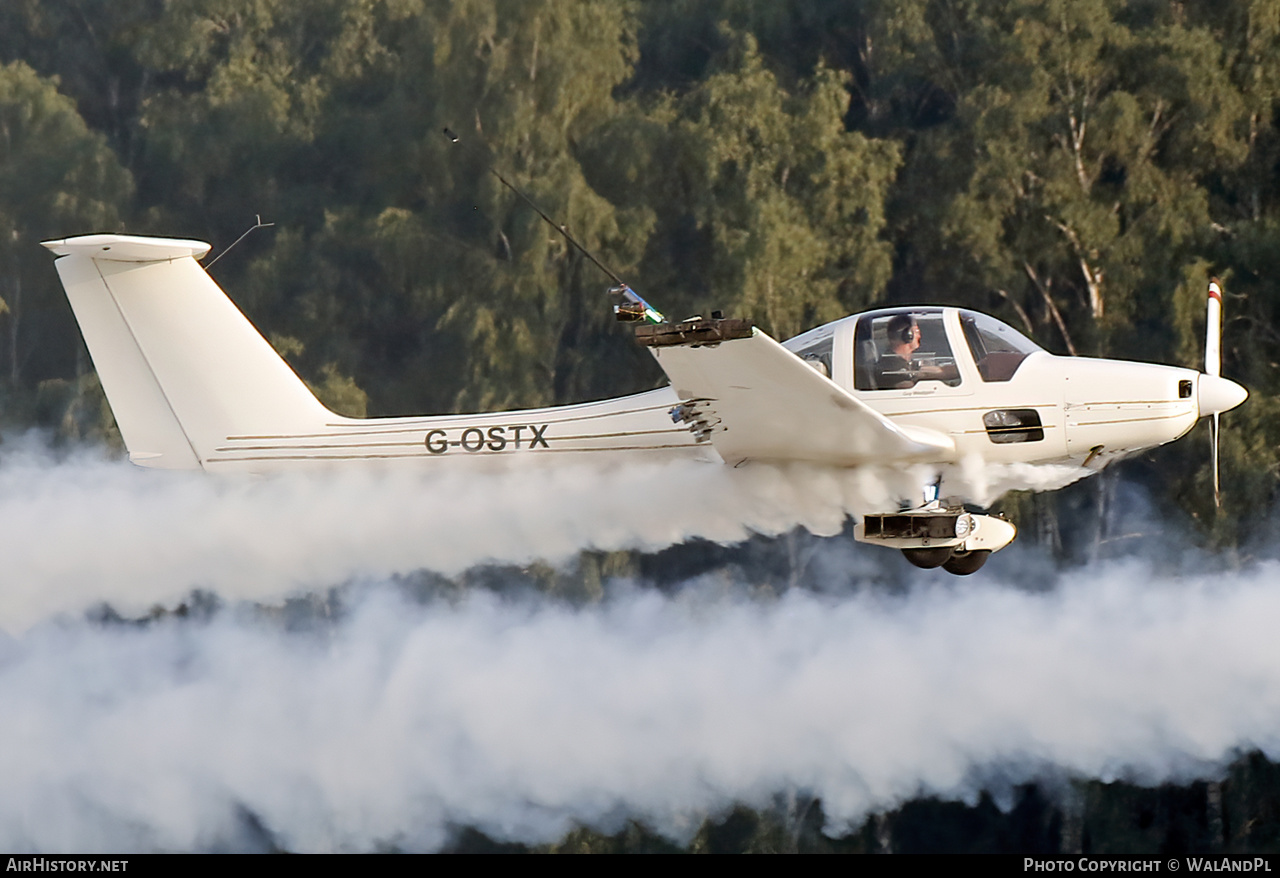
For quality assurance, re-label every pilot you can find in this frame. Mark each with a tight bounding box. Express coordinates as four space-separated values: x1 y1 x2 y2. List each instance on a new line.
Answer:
875 314 923 388
874 314 958 389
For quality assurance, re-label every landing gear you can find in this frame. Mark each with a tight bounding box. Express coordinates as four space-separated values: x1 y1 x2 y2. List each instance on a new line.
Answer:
901 547 955 569
941 549 990 575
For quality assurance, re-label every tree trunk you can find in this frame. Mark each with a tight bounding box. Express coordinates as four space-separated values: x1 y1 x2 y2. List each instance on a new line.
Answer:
9 273 20 387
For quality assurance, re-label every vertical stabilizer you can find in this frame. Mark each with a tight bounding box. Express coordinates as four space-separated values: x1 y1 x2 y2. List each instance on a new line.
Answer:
43 234 334 469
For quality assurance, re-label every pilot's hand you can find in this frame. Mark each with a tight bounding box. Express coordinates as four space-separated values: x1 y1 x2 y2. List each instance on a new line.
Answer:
917 362 959 382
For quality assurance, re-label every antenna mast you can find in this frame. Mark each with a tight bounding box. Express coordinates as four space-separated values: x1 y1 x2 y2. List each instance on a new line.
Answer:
205 215 276 270
442 128 665 324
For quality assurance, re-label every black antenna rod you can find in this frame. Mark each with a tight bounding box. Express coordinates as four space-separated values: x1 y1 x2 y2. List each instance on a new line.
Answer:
443 128 664 323
205 215 275 270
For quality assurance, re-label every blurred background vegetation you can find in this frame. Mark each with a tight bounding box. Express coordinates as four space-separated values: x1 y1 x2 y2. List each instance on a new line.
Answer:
3 0 1279 853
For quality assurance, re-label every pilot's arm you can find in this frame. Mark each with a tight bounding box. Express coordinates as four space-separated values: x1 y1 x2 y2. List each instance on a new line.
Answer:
916 360 960 383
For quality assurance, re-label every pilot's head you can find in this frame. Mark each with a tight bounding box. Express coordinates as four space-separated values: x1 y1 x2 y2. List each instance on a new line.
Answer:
887 314 920 355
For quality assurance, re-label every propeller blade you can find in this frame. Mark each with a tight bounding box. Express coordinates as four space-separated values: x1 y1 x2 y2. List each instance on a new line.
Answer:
1211 412 1221 508
1206 279 1222 378
1207 280 1224 508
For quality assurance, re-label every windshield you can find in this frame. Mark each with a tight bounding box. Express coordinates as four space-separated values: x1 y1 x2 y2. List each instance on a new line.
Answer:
959 311 1042 382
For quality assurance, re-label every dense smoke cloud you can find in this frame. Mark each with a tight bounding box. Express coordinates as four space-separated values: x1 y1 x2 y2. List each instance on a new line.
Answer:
1 567 1278 852
8 438 1243 853
0 440 1083 632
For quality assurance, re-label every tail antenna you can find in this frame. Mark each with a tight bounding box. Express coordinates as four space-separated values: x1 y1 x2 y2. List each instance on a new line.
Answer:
442 128 665 324
205 215 275 270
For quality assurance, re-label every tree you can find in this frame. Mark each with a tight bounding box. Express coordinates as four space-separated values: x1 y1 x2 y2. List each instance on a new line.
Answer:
586 29 901 341
0 0 164 171
0 61 132 401
881 0 1243 361
129 0 652 414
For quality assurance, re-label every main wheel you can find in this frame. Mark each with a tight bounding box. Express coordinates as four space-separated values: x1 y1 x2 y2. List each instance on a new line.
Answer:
902 547 954 569
942 550 991 575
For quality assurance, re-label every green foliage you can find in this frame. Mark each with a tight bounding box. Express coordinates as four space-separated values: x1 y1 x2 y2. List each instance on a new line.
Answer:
34 373 123 448
0 60 132 394
538 822 683 854
882 0 1244 360
672 32 900 337
586 28 900 339
306 363 369 418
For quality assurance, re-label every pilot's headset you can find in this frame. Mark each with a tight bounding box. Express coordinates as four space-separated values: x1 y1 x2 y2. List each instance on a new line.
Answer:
889 315 918 345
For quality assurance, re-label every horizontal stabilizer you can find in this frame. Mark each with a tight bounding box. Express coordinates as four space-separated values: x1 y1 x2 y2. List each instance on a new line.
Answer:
43 235 211 263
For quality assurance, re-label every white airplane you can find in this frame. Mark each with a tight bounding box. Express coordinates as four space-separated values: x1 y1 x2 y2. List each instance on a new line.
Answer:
42 233 1247 574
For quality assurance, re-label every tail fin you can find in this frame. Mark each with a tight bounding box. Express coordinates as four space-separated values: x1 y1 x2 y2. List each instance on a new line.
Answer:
43 234 335 469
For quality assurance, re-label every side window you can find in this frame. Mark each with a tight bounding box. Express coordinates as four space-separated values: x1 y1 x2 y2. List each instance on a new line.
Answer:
854 311 961 390
793 334 834 378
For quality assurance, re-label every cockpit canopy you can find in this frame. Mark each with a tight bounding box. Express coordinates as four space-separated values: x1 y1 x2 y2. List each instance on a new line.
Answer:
852 308 1041 390
785 307 1043 392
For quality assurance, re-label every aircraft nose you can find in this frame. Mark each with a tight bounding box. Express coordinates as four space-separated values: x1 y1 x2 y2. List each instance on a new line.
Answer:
1198 374 1248 417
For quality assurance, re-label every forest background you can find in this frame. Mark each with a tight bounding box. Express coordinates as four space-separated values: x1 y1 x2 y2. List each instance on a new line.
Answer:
1 0 1280 853
2 0 1279 545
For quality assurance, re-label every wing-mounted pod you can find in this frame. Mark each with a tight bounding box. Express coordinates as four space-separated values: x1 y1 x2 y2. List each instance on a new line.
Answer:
854 508 1017 575
633 311 754 348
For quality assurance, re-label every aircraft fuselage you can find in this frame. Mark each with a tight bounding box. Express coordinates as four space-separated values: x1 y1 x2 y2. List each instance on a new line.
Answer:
42 234 1248 572
42 235 1244 484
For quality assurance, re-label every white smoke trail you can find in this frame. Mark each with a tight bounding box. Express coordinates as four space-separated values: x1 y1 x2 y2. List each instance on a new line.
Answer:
1 435 1185 853
0 437 1081 632
1 564 1278 853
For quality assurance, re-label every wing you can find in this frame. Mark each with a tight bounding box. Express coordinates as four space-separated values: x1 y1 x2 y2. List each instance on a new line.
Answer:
648 327 954 466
